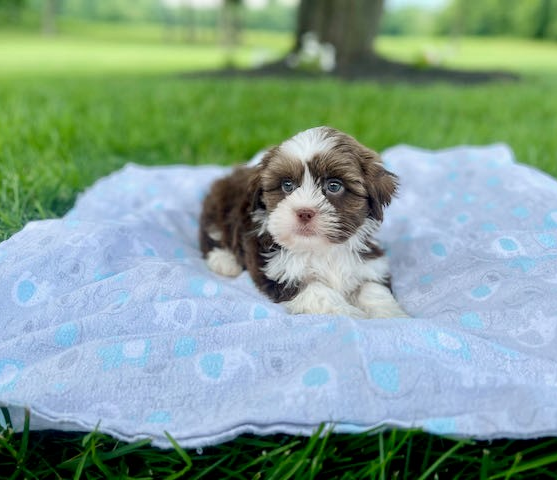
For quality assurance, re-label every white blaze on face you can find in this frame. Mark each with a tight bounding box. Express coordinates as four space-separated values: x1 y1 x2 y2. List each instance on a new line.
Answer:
267 165 338 252
280 127 336 164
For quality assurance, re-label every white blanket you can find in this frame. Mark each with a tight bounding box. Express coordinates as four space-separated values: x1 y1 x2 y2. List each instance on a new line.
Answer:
1 144 557 447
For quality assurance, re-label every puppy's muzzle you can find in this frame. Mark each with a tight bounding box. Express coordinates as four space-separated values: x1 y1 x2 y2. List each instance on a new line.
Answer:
296 208 317 224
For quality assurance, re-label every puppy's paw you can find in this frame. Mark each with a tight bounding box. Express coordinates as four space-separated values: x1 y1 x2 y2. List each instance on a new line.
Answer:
364 304 410 319
206 248 243 277
285 300 367 319
283 282 367 318
356 282 410 319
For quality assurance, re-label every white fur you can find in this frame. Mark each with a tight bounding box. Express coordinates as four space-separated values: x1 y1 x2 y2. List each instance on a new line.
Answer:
355 282 409 318
280 127 336 163
264 219 390 297
206 248 242 277
267 165 337 252
207 225 223 242
283 281 367 318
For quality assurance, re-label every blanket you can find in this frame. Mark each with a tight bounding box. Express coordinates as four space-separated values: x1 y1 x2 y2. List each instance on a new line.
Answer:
1 144 557 448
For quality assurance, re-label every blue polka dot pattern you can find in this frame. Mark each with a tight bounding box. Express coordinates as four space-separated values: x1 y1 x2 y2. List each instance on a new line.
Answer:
200 353 224 379
16 280 35 303
460 312 483 329
175 337 197 357
55 323 78 347
431 243 447 257
0 359 23 393
369 362 400 393
303 367 330 387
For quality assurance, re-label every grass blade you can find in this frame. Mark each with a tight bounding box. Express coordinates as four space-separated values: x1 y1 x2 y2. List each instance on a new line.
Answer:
1 407 13 430
480 449 491 480
490 451 557 479
164 431 193 480
268 424 326 480
416 440 466 480
309 425 332 480
379 431 386 480
16 409 31 464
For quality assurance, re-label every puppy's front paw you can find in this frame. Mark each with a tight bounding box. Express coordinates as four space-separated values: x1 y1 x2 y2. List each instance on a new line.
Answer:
205 248 243 277
283 282 367 318
356 282 410 318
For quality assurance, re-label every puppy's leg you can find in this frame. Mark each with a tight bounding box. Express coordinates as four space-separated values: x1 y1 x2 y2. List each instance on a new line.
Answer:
200 221 243 277
355 281 409 318
283 281 366 318
206 247 243 277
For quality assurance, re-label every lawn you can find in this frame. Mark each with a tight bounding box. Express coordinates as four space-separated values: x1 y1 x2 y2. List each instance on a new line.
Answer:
2 22 557 478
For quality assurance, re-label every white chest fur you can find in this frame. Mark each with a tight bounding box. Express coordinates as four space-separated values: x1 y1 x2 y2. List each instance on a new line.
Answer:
263 232 390 296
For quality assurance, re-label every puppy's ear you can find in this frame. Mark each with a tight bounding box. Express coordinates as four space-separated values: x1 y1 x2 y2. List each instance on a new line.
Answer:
357 146 398 222
247 164 265 212
247 147 279 212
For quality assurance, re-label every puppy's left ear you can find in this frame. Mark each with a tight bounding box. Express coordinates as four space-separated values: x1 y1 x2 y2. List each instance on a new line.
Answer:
247 164 265 212
358 146 398 222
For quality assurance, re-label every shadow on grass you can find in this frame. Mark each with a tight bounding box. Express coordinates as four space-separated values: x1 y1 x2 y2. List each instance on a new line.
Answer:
184 53 519 85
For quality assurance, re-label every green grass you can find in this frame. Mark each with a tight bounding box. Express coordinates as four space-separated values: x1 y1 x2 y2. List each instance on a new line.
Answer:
2 22 557 478
2 73 556 241
5 412 557 479
375 35 557 75
0 20 290 78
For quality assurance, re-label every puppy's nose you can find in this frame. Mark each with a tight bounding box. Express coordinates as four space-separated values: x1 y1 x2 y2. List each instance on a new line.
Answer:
297 208 316 223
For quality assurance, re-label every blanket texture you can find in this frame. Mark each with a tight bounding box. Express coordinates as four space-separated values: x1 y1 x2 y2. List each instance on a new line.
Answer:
1 144 557 448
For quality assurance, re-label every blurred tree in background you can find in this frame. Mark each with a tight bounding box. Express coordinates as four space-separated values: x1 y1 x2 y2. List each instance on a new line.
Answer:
293 0 384 71
1 0 556 43
0 0 26 23
42 0 59 35
437 0 557 40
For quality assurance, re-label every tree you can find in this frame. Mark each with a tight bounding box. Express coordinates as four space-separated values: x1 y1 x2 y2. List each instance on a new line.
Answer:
42 0 59 36
216 0 517 83
534 0 553 38
292 0 385 72
0 0 26 25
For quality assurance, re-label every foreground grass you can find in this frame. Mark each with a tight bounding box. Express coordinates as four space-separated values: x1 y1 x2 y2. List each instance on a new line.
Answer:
2 25 557 478
4 410 557 479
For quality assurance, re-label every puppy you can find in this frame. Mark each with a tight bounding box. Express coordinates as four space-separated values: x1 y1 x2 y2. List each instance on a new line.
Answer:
199 126 407 318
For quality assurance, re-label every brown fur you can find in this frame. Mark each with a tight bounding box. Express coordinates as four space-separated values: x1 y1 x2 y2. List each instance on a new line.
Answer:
199 166 299 302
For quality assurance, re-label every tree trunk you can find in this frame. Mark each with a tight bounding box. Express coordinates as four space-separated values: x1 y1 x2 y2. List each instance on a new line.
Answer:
294 0 385 71
42 0 59 36
534 0 552 39
220 0 242 47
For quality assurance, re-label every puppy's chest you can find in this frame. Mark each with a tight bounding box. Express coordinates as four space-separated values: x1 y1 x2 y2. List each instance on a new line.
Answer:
263 247 377 295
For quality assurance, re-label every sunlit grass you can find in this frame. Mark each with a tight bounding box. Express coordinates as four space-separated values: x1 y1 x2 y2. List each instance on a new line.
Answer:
375 35 557 76
2 21 557 78
0 34 267 77
0 21 290 78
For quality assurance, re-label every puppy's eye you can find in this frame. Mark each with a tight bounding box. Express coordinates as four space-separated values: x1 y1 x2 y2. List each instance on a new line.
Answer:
325 179 344 194
281 179 295 194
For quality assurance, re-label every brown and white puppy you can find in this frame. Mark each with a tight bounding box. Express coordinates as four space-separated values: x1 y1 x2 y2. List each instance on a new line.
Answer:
199 126 407 318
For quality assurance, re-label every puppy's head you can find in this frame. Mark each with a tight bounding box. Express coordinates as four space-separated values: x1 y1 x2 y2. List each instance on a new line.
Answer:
251 126 397 252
